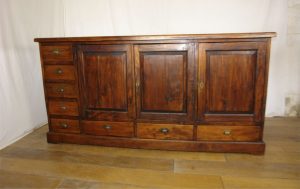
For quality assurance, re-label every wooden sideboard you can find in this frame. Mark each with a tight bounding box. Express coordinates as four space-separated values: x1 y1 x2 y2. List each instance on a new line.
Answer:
35 32 276 154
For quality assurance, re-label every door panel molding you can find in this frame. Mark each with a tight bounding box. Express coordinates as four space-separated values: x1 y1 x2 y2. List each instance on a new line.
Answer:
197 42 266 123
77 44 135 121
134 44 195 123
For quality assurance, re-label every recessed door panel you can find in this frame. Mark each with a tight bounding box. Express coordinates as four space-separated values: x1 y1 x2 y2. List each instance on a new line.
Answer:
198 42 267 123
84 53 127 111
135 44 194 123
77 45 134 121
207 50 256 113
141 52 186 112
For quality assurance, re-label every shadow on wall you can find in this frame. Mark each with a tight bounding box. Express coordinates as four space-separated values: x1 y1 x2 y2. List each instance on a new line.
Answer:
285 94 300 117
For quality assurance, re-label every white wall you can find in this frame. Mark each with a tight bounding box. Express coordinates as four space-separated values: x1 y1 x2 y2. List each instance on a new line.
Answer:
0 0 65 149
285 0 300 116
0 0 299 149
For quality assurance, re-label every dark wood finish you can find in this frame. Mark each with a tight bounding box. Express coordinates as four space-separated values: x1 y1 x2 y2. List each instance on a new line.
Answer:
50 118 80 133
41 45 73 62
198 42 267 124
35 33 275 154
47 132 265 155
77 45 134 121
82 121 134 137
44 65 75 81
45 83 78 98
34 32 276 43
48 100 79 116
197 126 260 141
134 44 194 123
137 123 193 140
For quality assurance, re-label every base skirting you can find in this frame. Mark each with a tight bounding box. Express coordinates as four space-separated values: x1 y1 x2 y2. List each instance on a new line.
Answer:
47 132 265 155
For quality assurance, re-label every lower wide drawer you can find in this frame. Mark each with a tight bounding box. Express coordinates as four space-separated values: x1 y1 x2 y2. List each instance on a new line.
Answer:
137 123 193 140
82 121 134 137
197 126 261 142
48 100 79 116
50 118 80 134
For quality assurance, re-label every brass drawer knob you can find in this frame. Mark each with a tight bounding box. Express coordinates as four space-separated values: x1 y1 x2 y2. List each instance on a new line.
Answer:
60 123 68 128
60 106 67 110
52 49 60 55
55 68 63 74
223 130 231 135
160 128 169 134
103 125 112 130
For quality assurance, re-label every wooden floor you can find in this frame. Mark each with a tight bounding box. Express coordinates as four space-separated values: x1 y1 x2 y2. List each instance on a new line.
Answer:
0 118 299 189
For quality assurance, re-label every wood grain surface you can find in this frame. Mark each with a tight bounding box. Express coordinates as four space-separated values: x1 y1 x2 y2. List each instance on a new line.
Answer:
0 118 299 189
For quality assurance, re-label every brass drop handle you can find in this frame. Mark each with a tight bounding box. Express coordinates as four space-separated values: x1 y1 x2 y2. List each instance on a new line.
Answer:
60 123 68 128
103 125 112 130
223 130 231 135
57 87 64 92
55 68 63 74
52 49 60 55
160 128 169 134
60 106 67 110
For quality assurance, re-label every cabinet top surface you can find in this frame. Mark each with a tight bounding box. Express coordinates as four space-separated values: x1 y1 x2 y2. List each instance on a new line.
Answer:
34 32 276 43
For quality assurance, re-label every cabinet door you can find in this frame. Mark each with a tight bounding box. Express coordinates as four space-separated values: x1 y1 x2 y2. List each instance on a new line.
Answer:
198 42 267 123
77 45 134 121
134 44 195 123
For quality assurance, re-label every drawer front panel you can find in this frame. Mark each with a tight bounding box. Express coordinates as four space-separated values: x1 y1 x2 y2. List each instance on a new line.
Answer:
50 118 80 133
45 83 78 98
48 101 79 116
44 65 75 81
137 123 193 140
41 45 73 62
197 126 261 141
82 121 134 137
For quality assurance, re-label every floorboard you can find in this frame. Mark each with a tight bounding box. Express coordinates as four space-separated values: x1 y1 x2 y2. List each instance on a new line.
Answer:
0 117 299 189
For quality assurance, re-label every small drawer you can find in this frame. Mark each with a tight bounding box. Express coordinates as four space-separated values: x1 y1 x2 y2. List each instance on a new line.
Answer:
197 126 261 142
41 45 73 62
82 121 134 137
50 118 80 133
48 100 79 116
137 123 193 140
44 65 75 81
45 83 78 98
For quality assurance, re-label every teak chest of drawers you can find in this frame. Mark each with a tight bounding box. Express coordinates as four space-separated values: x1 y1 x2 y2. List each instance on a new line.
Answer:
35 32 276 154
